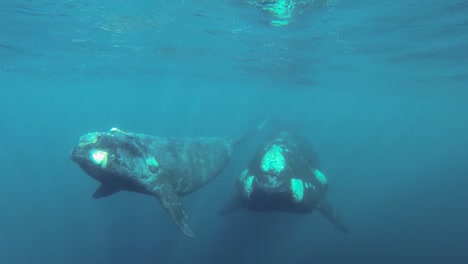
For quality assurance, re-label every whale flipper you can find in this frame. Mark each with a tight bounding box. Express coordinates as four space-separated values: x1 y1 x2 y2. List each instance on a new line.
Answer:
93 184 120 199
318 199 348 233
156 185 195 238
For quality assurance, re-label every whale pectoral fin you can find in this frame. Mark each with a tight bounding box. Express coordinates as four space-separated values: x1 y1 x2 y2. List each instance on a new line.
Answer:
318 200 349 233
218 195 243 216
92 184 120 199
156 185 195 239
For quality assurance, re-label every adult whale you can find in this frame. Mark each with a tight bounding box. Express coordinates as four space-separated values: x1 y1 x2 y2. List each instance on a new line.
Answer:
219 130 348 233
70 119 267 238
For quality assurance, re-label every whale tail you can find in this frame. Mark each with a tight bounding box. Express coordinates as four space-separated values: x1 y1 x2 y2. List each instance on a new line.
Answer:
318 199 349 233
233 116 269 146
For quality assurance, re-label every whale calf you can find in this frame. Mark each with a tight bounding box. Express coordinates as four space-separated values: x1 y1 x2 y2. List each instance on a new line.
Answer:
220 130 348 233
70 119 267 238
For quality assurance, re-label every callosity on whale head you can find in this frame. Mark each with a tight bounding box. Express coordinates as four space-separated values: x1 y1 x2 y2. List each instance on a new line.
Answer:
239 135 327 208
220 130 348 233
70 127 158 188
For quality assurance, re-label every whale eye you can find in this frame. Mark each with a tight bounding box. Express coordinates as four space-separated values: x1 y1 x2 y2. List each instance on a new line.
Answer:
148 165 159 174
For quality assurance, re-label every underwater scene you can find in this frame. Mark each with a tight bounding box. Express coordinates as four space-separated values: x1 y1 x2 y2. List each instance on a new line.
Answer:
1 0 467 263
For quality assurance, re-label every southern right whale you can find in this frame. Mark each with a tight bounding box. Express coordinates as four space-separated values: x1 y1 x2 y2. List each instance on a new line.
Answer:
219 130 348 233
70 118 267 238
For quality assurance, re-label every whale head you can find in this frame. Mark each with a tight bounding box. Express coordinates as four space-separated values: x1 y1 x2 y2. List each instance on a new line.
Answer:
70 128 157 186
239 143 308 207
238 131 329 211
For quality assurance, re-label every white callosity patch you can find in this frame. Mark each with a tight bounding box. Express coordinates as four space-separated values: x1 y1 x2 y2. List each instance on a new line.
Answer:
262 174 282 189
314 169 328 186
240 169 248 181
109 127 131 136
261 144 286 173
146 155 159 168
290 178 304 202
79 133 99 147
243 175 255 198
90 149 109 169
304 182 316 190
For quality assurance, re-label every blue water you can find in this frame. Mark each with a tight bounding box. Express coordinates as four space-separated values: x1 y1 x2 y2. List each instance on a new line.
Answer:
1 0 468 263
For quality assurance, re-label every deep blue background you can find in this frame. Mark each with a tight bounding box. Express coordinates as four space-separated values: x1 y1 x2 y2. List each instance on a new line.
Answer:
1 1 467 263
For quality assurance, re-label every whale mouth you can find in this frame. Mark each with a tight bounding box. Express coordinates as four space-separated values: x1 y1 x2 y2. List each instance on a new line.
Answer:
70 144 85 162
249 177 305 204
70 146 79 161
254 175 286 193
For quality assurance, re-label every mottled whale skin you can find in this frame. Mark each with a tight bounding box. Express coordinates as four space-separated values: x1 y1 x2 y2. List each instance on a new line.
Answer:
220 130 348 233
70 120 266 238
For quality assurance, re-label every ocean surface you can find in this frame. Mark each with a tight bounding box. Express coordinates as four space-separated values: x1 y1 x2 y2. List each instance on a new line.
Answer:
1 0 467 263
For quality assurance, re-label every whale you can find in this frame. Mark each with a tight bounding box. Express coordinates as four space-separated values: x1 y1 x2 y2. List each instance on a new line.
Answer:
219 130 348 233
70 119 267 238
